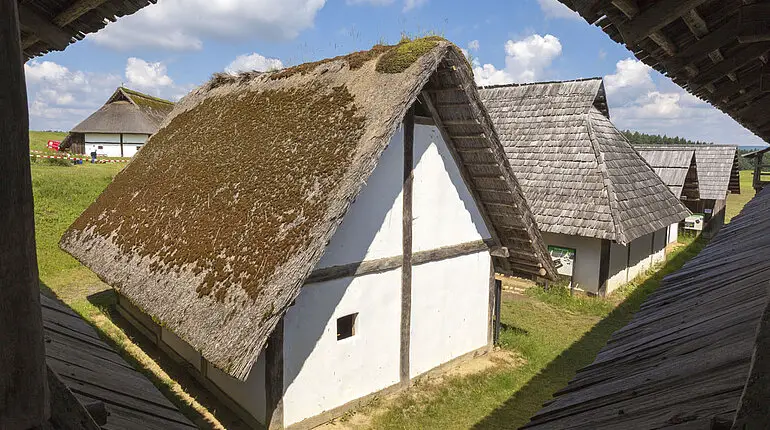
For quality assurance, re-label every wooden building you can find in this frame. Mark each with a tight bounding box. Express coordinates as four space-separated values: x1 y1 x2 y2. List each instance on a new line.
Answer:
65 87 174 157
0 0 192 428
524 186 770 430
635 144 740 233
742 146 770 192
635 147 700 243
479 78 690 295
61 39 557 429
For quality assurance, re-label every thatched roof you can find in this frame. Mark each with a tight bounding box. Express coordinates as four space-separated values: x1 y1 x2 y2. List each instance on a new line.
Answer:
634 145 740 200
524 186 770 430
18 0 155 60
636 148 700 201
71 87 174 135
61 38 555 381
479 78 690 245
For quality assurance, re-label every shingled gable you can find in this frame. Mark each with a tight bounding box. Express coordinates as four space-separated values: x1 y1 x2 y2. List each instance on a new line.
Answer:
60 39 555 381
635 144 741 201
479 78 690 245
71 87 175 135
635 148 700 201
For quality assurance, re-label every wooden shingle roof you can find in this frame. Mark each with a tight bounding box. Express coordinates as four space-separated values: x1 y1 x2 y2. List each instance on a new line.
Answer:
479 79 690 245
635 145 740 200
635 148 699 200
524 186 770 429
42 294 195 429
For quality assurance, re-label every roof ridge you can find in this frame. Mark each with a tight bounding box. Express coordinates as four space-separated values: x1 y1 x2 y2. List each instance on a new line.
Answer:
477 77 603 90
120 87 174 105
585 109 622 243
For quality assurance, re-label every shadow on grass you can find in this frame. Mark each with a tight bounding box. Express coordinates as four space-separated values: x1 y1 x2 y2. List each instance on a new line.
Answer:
83 289 253 430
473 237 708 429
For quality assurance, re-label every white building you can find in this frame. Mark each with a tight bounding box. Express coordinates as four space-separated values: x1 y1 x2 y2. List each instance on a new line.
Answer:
65 87 174 157
480 78 691 295
61 40 556 429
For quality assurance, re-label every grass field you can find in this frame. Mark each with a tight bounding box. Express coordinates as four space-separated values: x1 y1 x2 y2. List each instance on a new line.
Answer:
726 170 755 223
28 127 755 429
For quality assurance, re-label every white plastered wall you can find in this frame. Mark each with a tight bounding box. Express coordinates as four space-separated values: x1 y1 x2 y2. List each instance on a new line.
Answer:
541 232 602 293
667 222 679 244
410 252 490 377
651 227 667 265
282 124 493 426
207 352 268 424
607 242 629 293
84 132 149 157
627 233 653 281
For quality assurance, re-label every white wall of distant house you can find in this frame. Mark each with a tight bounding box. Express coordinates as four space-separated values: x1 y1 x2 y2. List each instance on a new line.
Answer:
668 222 679 244
84 132 149 157
282 124 492 427
607 227 667 293
542 232 602 293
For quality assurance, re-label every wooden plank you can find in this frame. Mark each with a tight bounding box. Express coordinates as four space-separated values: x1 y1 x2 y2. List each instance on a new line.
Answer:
616 0 710 45
304 240 491 285
48 367 102 430
667 16 739 73
400 105 414 386
17 3 72 50
598 239 611 296
738 3 770 43
265 318 284 429
689 43 770 90
0 1 49 426
53 0 109 27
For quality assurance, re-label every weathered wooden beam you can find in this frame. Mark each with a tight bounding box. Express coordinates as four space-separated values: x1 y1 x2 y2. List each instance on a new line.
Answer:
305 240 492 285
17 4 72 50
54 0 109 27
689 42 770 91
738 3 770 43
265 318 284 430
649 31 677 56
667 17 739 73
682 9 709 37
712 70 761 102
0 0 49 426
611 0 638 18
616 0 709 46
400 105 414 386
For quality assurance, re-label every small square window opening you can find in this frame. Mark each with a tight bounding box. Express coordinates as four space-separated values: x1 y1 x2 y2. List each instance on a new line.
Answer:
337 313 357 340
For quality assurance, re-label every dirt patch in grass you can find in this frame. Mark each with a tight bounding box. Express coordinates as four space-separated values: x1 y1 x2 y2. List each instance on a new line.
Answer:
317 349 525 430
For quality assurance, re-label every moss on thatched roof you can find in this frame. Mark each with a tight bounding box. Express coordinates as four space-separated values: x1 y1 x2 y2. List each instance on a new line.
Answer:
61 39 554 380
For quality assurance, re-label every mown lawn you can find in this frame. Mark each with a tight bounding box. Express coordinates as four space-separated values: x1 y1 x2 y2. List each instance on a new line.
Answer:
29 130 66 152
726 170 755 223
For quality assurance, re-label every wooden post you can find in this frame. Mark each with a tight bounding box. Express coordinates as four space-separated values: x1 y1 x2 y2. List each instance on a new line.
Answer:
598 239 611 297
400 105 415 385
0 0 50 427
265 318 284 429
120 133 124 157
493 279 502 345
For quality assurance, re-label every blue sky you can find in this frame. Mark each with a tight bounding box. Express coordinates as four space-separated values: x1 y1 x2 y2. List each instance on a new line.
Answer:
25 0 767 146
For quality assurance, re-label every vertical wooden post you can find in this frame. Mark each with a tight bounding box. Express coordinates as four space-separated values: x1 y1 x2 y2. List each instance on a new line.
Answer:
0 0 50 427
487 259 495 347
400 106 415 385
265 318 284 429
493 279 502 345
120 133 124 157
598 239 611 297
754 154 763 192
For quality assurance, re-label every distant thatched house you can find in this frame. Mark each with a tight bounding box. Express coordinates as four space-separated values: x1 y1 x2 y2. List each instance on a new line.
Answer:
64 87 174 157
479 78 690 295
635 148 700 244
635 145 740 233
61 38 556 429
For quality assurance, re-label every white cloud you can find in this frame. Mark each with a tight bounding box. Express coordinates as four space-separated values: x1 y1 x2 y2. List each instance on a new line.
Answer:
346 0 426 11
125 58 173 93
225 53 284 75
474 34 562 85
603 57 766 145
89 0 327 51
598 49 607 60
468 40 480 51
25 58 190 131
537 0 581 20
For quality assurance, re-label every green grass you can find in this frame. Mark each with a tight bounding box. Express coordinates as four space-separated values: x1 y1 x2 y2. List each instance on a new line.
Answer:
29 130 66 152
726 170 755 223
370 236 707 429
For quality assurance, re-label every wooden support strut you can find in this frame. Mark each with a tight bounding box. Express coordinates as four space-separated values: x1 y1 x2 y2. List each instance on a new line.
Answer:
400 105 414 386
0 0 50 426
265 318 285 430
